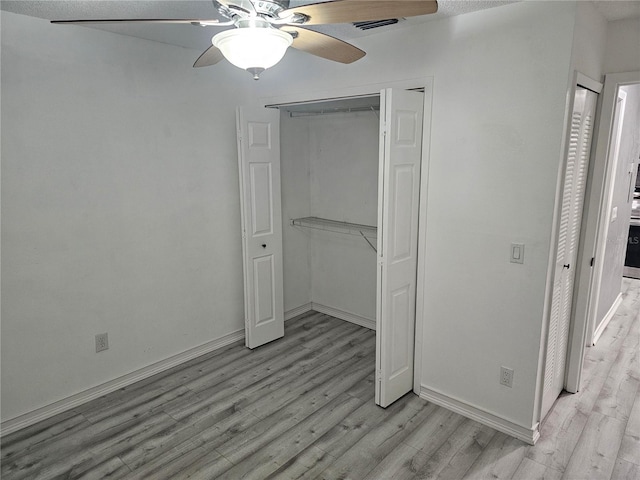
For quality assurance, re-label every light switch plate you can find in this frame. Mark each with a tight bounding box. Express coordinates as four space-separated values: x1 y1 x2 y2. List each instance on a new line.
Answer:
510 243 525 264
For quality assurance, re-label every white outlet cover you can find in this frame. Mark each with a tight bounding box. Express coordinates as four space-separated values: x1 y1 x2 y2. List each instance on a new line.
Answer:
500 366 514 387
95 333 109 353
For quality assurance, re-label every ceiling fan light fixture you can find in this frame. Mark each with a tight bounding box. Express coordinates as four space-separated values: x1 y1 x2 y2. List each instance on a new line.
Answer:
212 27 293 80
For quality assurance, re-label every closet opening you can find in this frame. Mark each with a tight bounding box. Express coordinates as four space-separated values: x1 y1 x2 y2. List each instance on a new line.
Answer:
277 94 382 335
237 85 430 408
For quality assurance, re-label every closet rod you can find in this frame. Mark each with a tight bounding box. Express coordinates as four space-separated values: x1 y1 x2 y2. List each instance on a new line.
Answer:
288 105 380 118
290 216 377 252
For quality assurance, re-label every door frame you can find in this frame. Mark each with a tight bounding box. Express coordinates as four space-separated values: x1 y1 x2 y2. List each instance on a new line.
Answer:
260 76 434 395
565 72 640 396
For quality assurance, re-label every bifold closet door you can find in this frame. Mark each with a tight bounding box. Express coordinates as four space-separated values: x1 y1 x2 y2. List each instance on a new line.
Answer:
541 86 598 419
236 107 285 349
376 88 424 407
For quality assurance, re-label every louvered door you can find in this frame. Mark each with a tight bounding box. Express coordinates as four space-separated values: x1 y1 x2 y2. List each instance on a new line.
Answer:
542 86 598 419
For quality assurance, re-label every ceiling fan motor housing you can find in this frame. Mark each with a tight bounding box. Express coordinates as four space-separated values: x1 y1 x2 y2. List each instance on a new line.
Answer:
253 0 290 18
220 0 290 19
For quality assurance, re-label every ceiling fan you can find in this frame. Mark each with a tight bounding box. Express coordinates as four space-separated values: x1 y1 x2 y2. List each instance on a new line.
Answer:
52 0 438 79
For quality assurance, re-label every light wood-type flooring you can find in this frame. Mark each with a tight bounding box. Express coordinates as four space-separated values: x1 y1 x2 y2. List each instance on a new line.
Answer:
2 279 639 479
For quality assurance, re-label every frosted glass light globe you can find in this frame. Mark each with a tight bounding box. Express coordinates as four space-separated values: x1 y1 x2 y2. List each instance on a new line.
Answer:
213 27 293 79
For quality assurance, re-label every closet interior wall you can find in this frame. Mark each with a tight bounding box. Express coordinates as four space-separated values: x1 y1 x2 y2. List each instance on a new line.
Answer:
280 108 380 322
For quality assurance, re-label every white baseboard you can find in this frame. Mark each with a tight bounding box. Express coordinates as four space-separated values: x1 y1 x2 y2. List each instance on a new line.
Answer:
311 302 376 330
285 303 313 321
2 303 373 437
1 329 245 437
419 386 539 445
592 292 623 346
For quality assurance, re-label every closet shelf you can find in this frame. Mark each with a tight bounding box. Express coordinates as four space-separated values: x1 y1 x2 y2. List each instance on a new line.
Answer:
290 217 377 252
290 216 377 238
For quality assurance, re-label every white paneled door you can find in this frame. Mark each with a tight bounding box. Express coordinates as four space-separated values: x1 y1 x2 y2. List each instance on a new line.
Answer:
542 86 598 419
236 107 284 349
376 88 424 407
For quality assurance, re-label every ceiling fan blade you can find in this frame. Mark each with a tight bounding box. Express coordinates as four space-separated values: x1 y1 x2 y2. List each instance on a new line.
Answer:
51 18 222 25
281 26 365 64
193 45 225 68
280 0 438 25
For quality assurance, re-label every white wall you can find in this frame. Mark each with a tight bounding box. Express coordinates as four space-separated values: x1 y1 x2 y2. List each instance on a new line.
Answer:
1 12 258 422
420 3 576 431
570 1 607 81
603 18 640 74
596 84 640 324
281 111 379 320
257 1 577 431
307 111 379 319
280 112 312 313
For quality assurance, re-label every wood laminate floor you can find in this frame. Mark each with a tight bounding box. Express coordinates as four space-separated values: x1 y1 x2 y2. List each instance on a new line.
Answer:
2 279 639 479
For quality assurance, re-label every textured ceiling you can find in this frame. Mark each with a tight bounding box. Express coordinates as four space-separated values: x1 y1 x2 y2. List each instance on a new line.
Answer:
593 0 640 21
2 0 639 52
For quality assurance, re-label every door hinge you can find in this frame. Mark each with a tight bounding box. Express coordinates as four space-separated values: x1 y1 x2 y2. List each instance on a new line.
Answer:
590 257 594 267
376 369 382 383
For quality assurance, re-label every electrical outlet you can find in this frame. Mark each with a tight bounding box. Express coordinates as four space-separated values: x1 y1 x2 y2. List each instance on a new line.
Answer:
95 333 109 353
500 366 514 388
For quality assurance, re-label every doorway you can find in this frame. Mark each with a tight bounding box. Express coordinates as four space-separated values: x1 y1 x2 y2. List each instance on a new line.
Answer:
542 80 599 420
565 71 640 395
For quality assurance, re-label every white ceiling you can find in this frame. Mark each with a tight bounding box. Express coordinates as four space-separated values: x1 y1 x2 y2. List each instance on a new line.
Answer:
2 0 639 53
592 0 640 21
